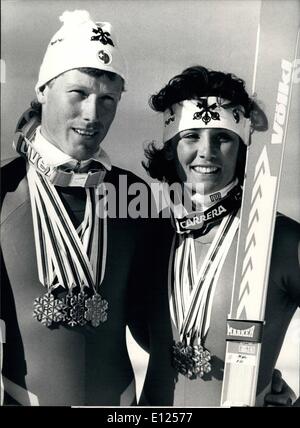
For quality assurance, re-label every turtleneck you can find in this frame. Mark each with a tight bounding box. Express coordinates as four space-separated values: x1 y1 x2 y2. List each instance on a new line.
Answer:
190 178 239 211
172 178 239 219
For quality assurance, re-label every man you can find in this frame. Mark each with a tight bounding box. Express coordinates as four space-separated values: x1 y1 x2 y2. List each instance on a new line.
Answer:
1 10 149 406
141 65 300 406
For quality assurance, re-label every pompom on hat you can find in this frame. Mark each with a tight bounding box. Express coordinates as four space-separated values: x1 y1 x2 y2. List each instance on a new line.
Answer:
35 10 127 91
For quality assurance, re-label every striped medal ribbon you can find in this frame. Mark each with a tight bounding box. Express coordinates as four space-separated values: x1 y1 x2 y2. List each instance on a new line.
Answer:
14 133 106 187
169 212 240 379
27 165 108 328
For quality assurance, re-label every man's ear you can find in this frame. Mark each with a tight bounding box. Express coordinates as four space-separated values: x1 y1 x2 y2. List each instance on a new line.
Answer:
36 85 49 104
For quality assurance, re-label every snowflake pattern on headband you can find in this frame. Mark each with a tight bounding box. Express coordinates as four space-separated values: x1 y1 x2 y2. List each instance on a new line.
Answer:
219 101 241 124
193 100 221 125
164 106 175 127
232 108 240 123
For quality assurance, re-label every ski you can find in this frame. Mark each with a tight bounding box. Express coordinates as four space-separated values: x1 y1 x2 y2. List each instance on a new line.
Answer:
221 0 299 407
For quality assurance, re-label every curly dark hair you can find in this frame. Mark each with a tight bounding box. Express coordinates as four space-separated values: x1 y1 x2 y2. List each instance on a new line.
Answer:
142 65 267 184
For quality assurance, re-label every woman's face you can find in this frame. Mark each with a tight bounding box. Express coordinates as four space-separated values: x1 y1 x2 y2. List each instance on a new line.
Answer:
170 127 240 194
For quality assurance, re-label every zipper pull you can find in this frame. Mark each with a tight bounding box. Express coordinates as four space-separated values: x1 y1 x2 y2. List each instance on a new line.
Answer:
73 161 81 172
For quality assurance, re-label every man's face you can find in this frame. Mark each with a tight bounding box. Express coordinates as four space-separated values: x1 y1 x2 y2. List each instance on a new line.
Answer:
170 128 240 194
37 69 123 160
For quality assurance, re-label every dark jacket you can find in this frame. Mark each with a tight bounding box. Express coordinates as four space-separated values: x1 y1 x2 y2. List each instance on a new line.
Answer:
1 157 152 406
140 213 300 406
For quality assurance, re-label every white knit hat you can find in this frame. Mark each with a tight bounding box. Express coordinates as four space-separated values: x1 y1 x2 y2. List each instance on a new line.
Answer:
35 10 127 91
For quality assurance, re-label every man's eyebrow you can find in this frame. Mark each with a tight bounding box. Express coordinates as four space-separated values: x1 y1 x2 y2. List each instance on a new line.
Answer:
65 84 120 95
65 83 88 89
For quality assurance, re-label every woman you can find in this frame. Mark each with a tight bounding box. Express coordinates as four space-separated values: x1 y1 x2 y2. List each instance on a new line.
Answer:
141 65 300 406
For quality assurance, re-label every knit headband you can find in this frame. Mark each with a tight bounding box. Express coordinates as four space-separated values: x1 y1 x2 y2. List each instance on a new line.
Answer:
163 97 251 145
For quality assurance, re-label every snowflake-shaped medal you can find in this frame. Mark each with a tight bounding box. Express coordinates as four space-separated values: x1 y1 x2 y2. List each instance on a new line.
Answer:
65 291 87 327
172 341 211 379
85 293 108 327
33 292 68 327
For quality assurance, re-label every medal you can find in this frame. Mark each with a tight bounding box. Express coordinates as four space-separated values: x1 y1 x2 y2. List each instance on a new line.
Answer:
168 210 240 380
33 290 109 328
85 293 108 327
33 292 68 327
27 163 109 330
172 341 211 379
65 291 88 327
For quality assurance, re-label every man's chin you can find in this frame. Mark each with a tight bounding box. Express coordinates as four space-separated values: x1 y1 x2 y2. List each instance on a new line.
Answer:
69 144 100 161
